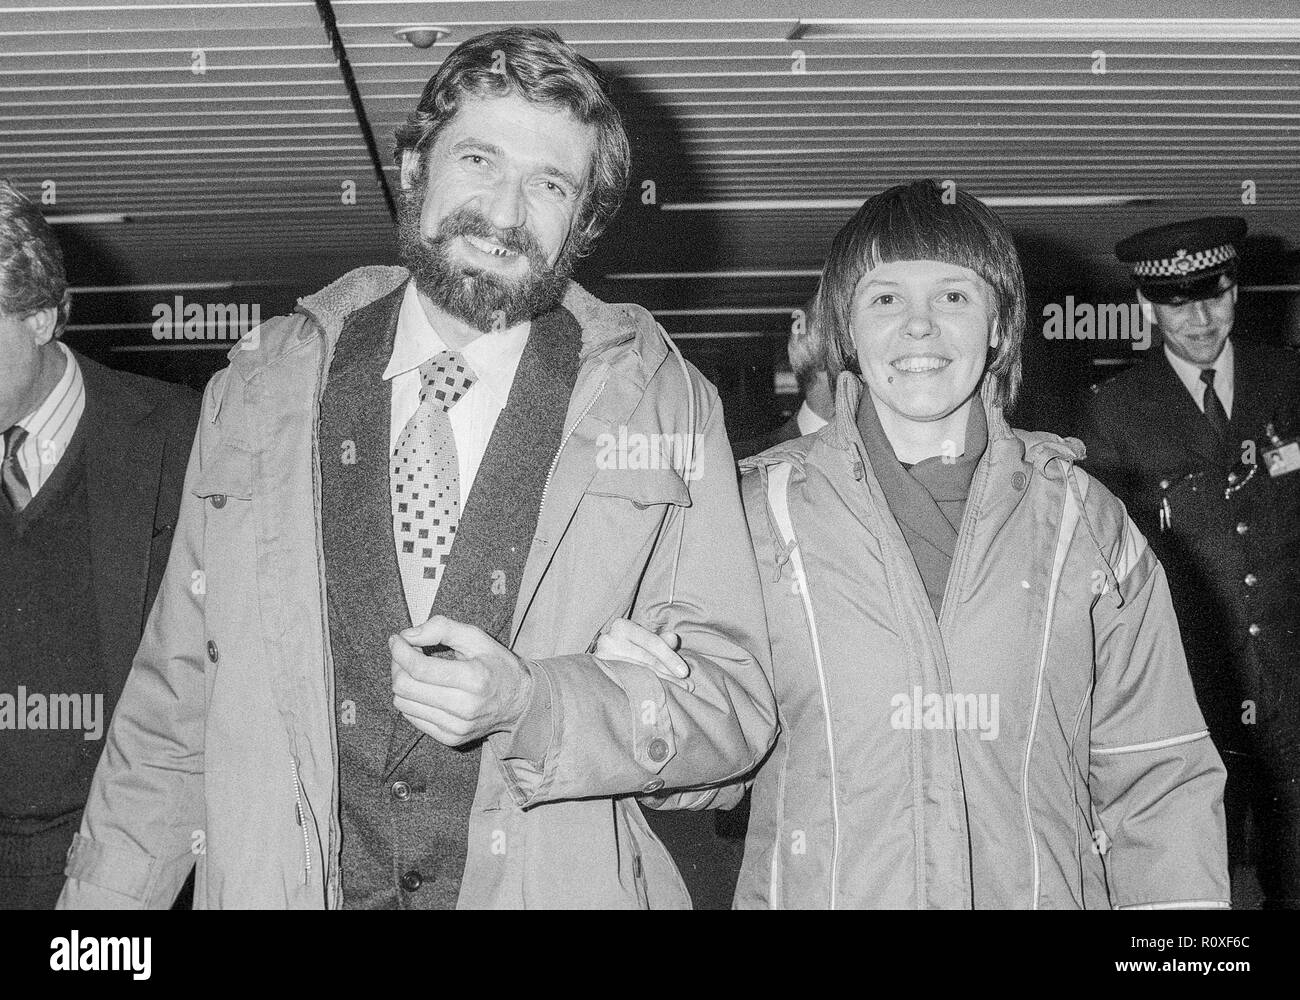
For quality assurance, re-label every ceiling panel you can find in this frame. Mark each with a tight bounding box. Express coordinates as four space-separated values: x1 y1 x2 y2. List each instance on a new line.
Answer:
1 0 1296 389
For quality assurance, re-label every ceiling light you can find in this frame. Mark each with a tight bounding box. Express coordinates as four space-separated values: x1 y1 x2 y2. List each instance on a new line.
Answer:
46 213 129 224
663 195 1165 211
394 25 451 49
791 18 1300 42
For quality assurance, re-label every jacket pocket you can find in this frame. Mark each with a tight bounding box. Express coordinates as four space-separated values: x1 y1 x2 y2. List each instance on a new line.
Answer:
190 448 254 504
584 467 691 509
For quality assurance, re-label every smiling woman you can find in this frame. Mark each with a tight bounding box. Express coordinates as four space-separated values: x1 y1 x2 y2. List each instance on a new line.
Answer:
639 178 1233 910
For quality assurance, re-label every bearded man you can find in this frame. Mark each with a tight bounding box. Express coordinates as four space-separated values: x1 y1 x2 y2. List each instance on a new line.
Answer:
58 26 775 910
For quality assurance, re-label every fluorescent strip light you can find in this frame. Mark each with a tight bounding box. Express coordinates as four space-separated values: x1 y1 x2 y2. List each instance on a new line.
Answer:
70 282 236 294
663 331 776 340
653 307 798 316
46 213 128 224
110 344 238 352
792 19 1300 42
605 269 823 280
663 195 1164 211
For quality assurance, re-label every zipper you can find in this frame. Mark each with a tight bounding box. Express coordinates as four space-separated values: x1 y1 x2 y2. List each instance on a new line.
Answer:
538 378 607 517
289 754 312 885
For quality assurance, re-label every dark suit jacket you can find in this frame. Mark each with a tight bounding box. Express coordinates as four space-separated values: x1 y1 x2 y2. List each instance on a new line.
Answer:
1 350 198 908
74 351 201 719
1076 339 1300 770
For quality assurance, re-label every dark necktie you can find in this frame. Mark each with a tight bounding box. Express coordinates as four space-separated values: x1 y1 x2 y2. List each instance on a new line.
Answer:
1200 368 1230 444
2 425 32 512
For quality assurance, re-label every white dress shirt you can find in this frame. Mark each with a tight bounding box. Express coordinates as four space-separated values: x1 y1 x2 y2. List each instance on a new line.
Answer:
12 340 85 497
383 281 529 505
795 399 829 436
1164 339 1234 419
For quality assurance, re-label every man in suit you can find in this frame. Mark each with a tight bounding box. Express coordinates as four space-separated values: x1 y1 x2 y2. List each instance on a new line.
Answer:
0 179 199 908
734 295 833 460
1077 216 1300 908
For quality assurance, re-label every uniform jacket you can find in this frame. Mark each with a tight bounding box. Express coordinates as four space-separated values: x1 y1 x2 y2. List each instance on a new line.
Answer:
1077 340 1300 773
665 372 1229 909
57 266 776 909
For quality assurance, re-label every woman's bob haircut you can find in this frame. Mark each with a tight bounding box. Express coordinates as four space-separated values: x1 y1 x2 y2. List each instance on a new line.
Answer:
816 179 1027 411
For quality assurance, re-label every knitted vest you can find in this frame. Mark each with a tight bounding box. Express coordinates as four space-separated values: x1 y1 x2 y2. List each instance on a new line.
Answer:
320 285 582 909
0 431 105 895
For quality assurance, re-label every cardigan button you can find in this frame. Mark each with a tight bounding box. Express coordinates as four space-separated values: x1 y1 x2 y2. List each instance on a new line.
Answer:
648 738 669 763
206 640 219 663
400 870 423 892
642 778 665 794
1011 471 1028 491
210 494 227 509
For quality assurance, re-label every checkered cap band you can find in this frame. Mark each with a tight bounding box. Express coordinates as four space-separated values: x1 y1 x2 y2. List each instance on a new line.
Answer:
1132 242 1236 278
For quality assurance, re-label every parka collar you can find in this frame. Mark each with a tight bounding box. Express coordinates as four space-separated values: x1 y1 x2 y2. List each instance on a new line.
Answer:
822 370 1084 482
223 265 670 389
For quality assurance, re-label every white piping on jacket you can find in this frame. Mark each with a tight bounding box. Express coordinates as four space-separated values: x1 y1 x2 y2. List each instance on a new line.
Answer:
766 462 840 909
1120 899 1232 910
1022 461 1085 910
1092 730 1211 756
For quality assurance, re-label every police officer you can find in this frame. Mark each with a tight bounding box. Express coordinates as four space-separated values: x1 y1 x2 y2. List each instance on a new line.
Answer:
1076 216 1300 908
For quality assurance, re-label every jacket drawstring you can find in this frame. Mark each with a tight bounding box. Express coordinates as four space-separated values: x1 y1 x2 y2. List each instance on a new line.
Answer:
1061 460 1124 609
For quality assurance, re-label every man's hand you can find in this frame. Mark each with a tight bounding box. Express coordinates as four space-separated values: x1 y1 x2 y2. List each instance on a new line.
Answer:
595 618 693 691
390 615 532 747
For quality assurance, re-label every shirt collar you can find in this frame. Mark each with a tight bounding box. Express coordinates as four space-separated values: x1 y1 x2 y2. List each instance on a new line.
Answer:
382 281 530 408
795 399 828 436
18 340 81 438
1163 336 1234 398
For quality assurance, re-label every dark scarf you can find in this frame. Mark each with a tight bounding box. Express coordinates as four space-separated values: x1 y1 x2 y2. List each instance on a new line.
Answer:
856 389 988 618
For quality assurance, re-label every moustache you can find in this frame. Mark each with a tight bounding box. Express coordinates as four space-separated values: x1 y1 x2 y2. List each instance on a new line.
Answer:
432 208 542 261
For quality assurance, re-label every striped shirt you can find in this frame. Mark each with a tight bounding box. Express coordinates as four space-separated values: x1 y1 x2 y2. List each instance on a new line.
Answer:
13 341 86 497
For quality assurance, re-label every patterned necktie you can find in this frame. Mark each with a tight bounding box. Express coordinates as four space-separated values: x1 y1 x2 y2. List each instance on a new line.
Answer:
1200 368 1230 444
2 426 31 513
391 350 477 624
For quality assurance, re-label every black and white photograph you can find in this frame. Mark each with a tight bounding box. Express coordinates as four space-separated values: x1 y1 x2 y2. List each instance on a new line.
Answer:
0 0 1297 979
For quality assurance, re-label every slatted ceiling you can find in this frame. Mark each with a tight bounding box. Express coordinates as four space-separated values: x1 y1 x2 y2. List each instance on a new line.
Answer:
1 1 1297 376
0 0 396 298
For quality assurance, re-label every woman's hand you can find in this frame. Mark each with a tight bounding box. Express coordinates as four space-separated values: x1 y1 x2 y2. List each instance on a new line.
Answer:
595 617 692 687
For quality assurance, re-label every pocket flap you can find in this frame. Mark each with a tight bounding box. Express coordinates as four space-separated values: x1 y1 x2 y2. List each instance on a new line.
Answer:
190 449 254 500
585 467 691 508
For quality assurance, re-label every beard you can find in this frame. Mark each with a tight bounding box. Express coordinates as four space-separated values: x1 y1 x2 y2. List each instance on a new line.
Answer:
396 193 576 333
